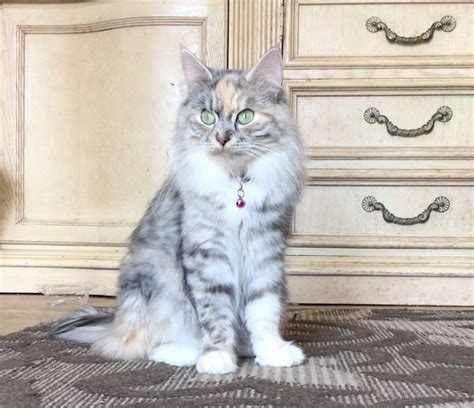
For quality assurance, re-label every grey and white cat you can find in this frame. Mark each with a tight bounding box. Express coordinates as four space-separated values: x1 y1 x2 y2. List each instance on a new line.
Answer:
52 48 306 374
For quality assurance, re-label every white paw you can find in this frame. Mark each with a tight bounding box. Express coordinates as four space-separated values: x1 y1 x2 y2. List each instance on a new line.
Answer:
196 350 237 374
150 343 200 367
255 341 305 367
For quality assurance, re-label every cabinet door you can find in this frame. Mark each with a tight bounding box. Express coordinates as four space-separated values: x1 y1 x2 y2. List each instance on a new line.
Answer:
0 1 226 292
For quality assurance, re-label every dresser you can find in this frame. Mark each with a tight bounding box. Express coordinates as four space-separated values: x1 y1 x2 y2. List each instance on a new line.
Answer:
1 0 473 305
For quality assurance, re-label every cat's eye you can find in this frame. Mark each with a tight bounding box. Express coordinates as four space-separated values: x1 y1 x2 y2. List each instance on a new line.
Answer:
237 109 254 125
200 110 216 126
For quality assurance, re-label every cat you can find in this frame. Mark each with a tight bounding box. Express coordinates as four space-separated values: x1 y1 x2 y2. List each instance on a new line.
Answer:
51 48 306 374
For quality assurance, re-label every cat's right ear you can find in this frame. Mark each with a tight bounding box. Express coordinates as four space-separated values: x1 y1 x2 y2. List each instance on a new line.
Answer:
180 49 212 86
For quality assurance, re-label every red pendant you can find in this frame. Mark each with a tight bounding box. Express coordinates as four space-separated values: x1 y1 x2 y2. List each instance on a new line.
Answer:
236 198 246 208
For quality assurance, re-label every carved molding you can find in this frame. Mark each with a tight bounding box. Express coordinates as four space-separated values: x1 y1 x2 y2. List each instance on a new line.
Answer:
285 254 473 277
14 17 207 227
1 246 471 276
228 0 283 69
2 265 472 304
305 169 474 186
286 77 474 93
285 0 474 69
306 147 474 160
288 235 474 250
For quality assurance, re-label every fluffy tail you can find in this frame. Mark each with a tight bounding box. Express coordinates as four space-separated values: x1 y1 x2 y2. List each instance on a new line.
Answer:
50 306 114 344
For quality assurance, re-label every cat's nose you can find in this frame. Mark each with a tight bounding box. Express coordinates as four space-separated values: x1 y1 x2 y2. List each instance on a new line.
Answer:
216 130 233 146
216 136 229 146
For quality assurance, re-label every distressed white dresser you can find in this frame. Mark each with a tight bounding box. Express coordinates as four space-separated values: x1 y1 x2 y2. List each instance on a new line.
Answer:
229 0 474 305
1 0 473 305
282 0 474 305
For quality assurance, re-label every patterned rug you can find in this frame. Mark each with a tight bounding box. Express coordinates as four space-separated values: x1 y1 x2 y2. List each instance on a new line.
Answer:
1 309 473 407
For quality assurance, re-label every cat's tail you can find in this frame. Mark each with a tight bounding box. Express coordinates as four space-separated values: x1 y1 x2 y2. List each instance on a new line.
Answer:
50 301 153 360
50 306 114 344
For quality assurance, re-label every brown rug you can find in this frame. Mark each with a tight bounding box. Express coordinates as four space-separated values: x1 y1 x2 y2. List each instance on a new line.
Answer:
1 309 473 407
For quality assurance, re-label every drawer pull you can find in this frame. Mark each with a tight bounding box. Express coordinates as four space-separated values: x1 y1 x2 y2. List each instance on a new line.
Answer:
361 196 450 225
366 16 456 45
364 106 452 138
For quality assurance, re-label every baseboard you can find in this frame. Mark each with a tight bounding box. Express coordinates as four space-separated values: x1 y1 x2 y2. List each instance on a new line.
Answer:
1 245 472 305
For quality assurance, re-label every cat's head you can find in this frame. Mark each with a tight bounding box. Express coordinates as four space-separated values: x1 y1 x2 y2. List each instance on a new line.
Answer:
175 48 298 169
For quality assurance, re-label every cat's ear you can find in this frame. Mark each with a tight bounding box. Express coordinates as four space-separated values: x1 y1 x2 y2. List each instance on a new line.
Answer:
180 49 212 85
246 48 283 86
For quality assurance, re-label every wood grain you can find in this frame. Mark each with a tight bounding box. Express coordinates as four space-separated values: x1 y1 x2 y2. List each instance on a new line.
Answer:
0 294 115 335
285 0 474 68
0 0 472 305
228 0 282 69
1 1 226 245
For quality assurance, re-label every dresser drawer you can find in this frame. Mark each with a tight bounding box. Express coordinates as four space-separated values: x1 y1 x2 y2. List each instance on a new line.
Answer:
286 0 474 68
289 86 473 159
293 185 473 244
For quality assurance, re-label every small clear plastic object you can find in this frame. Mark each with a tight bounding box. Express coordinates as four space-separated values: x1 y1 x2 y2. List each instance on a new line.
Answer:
38 284 93 307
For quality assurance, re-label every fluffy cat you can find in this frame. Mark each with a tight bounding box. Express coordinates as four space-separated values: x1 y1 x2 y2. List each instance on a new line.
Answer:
52 48 306 374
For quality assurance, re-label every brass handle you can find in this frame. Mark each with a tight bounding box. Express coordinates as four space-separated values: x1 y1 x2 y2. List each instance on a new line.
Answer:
362 196 450 225
364 106 452 138
366 16 456 45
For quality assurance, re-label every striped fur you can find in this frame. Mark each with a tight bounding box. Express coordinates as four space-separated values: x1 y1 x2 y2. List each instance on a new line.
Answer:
51 48 306 374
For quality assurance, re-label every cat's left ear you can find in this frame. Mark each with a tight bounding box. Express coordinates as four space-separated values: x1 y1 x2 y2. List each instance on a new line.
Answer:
181 48 212 85
246 48 283 86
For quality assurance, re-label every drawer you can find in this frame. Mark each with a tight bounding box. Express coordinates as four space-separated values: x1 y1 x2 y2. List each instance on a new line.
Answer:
288 85 473 159
293 185 473 245
286 0 474 68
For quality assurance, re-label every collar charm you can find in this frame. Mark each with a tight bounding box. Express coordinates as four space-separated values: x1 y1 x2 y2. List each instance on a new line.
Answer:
236 181 246 208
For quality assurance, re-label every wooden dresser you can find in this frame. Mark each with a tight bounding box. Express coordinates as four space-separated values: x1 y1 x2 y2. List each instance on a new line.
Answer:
1 0 473 305
229 0 473 305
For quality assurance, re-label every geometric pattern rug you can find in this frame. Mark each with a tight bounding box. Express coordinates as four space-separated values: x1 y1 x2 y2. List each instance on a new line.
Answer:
1 308 473 407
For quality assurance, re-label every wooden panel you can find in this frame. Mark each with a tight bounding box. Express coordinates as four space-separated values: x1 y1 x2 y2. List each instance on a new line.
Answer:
228 0 282 69
294 185 473 241
287 79 474 160
305 159 474 186
285 0 474 68
298 95 472 149
2 258 472 305
1 0 226 244
0 295 116 336
288 275 474 306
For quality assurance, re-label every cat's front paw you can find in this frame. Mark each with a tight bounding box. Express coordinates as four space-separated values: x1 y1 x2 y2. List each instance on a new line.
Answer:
255 341 305 367
196 350 237 374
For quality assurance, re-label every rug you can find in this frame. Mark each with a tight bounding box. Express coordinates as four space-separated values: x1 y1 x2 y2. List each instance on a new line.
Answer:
0 309 473 407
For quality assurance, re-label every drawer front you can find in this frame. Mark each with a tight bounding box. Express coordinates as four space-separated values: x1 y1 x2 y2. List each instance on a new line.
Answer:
288 84 473 159
293 185 473 241
286 0 474 68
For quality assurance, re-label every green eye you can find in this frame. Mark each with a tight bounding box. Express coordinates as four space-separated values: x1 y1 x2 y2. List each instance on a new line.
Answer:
200 110 216 125
237 109 254 125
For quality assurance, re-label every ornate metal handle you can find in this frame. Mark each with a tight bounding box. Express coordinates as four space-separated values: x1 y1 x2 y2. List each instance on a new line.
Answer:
362 196 450 225
366 16 456 45
364 106 452 138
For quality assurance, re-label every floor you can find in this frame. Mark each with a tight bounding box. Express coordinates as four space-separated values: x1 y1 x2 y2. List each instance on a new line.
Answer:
0 294 116 335
1 294 472 336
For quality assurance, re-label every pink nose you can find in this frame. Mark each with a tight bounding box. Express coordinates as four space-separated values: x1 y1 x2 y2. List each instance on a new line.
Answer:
217 136 230 146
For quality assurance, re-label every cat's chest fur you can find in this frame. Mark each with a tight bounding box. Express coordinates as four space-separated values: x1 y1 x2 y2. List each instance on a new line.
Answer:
179 153 278 219
179 153 279 263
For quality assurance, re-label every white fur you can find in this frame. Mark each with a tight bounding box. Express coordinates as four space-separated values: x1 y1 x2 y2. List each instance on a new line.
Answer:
245 294 305 367
254 340 305 367
150 341 201 367
196 350 237 374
